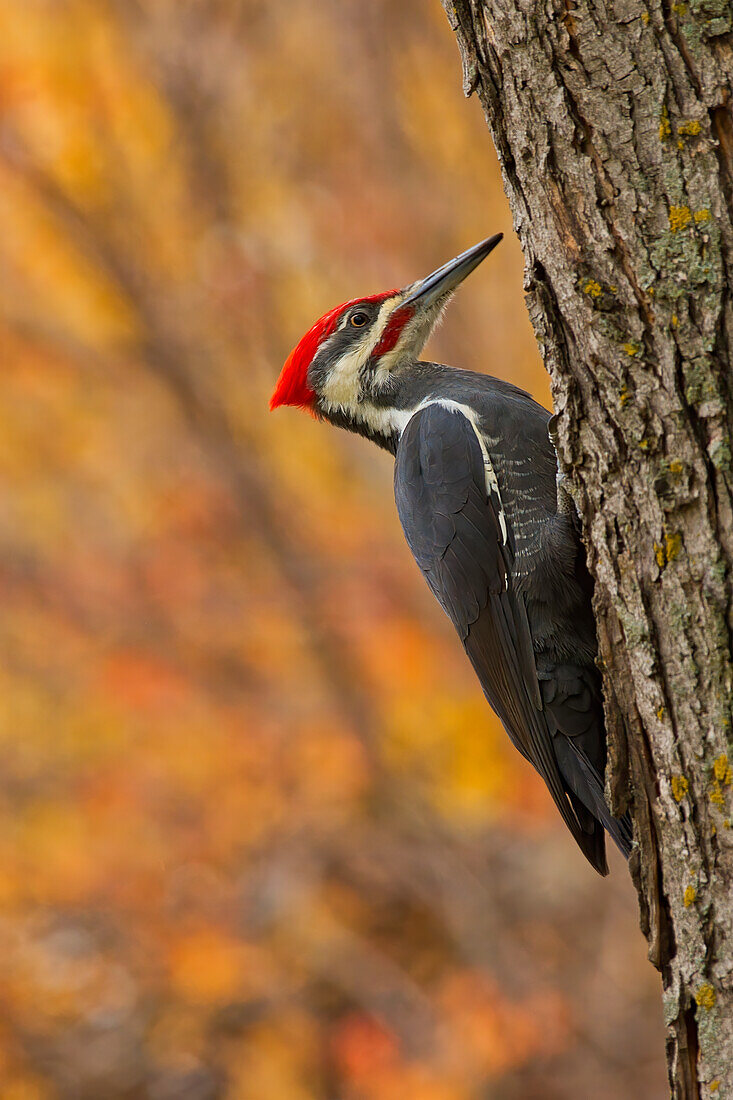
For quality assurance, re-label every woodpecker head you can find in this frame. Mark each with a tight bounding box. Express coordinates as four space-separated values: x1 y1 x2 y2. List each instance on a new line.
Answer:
270 234 502 442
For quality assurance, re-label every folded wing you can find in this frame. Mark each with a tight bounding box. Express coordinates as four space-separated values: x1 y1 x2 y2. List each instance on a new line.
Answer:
394 401 612 872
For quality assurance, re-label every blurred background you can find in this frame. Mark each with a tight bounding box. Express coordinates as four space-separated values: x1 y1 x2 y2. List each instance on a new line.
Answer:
0 2 666 1097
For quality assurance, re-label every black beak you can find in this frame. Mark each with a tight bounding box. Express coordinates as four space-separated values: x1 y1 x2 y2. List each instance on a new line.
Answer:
400 234 503 310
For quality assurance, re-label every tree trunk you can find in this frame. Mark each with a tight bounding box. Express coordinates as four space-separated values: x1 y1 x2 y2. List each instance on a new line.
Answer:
439 1 733 1094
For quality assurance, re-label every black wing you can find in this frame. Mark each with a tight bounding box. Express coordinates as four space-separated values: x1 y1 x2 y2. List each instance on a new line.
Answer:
394 402 611 872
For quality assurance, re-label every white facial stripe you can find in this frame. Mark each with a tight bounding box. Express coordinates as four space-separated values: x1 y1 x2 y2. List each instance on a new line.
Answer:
320 296 399 413
322 299 440 420
371 297 448 383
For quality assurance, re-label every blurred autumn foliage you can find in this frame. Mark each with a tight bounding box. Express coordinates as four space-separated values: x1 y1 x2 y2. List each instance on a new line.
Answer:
0 2 667 1098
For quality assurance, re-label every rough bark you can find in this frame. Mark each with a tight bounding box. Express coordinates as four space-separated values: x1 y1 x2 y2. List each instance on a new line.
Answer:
439 1 733 1094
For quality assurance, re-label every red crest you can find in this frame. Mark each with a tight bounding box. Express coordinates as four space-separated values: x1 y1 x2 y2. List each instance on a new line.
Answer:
270 291 399 411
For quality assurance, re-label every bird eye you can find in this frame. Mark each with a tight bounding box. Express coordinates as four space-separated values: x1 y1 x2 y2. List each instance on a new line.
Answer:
350 311 368 328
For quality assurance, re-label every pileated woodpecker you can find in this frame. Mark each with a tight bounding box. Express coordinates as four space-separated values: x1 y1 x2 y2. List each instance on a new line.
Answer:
271 235 632 874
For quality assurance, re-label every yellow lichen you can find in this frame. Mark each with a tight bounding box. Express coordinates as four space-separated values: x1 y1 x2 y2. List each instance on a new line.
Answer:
671 314 679 328
672 1 687 12
710 1081 720 1093
641 10 650 23
695 984 716 1011
669 205 692 232
677 140 685 150
623 341 641 356
654 542 665 569
710 784 725 807
694 208 711 223
683 884 697 908
725 819 731 829
619 384 630 406
709 758 731 808
665 532 681 561
583 278 602 298
714 754 732 785
671 775 689 802
639 439 649 451
678 120 702 136
659 105 671 140
669 459 683 474
657 705 666 721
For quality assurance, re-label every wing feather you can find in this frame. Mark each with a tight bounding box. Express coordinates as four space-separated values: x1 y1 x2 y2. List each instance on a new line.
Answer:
394 403 600 864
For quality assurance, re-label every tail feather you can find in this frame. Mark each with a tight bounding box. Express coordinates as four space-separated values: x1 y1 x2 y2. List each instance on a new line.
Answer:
567 788 609 875
555 734 633 859
539 663 634 864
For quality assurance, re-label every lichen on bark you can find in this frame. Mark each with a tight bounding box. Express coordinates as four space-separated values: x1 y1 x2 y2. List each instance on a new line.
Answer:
439 0 733 1094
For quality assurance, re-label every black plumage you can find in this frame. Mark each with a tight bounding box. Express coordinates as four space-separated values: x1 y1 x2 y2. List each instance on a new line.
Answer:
394 397 631 874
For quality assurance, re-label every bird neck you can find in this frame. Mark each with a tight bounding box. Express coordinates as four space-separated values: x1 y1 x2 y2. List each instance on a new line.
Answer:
318 360 506 455
320 400 405 455
317 357 431 454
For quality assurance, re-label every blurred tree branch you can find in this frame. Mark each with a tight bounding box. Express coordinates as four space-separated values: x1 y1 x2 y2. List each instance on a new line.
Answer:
0 128 386 762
